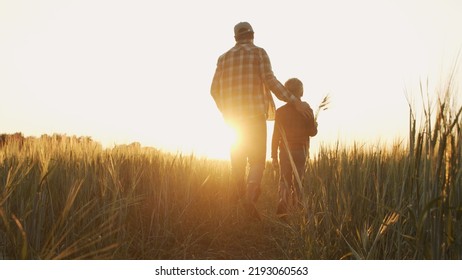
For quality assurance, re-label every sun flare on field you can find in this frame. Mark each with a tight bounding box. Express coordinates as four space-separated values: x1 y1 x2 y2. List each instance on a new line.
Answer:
185 120 238 160
1 0 461 160
140 114 240 161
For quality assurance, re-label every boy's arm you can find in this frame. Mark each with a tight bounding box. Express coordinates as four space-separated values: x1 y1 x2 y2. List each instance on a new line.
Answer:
310 121 318 137
303 102 318 137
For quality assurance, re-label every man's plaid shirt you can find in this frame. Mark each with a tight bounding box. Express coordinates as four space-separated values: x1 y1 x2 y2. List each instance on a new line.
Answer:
211 39 292 122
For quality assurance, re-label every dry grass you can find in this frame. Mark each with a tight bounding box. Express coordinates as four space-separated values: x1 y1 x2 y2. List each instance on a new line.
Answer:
1 82 461 260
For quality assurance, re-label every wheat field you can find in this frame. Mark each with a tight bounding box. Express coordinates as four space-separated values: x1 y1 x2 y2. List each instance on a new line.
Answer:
1 90 461 260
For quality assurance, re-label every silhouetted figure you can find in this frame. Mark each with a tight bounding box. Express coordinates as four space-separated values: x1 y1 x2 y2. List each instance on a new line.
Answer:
211 22 311 219
271 78 317 217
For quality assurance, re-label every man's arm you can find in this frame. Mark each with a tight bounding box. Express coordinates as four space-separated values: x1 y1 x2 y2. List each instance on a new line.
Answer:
258 49 292 102
258 49 313 118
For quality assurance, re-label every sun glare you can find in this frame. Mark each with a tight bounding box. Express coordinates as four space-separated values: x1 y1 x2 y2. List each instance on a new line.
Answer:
194 121 237 160
2 0 461 162
142 116 239 161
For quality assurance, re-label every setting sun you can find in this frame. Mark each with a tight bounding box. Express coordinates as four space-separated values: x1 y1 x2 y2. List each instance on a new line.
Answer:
1 0 461 159
2 0 462 268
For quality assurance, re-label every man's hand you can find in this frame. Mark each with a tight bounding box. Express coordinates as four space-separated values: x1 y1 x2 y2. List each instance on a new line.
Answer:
293 99 314 120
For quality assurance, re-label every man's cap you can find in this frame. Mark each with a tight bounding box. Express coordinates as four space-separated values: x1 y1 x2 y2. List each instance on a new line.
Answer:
234 22 254 37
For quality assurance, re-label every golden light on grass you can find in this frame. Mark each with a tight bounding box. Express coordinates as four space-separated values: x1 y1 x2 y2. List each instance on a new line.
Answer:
0 72 461 259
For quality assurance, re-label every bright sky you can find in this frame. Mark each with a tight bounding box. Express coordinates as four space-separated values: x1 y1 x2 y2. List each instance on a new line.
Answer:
1 0 461 159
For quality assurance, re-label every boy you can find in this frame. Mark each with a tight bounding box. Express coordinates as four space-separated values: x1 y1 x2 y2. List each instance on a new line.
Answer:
271 78 318 216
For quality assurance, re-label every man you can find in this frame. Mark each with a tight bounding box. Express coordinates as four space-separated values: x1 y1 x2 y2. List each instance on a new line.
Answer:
211 22 311 218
